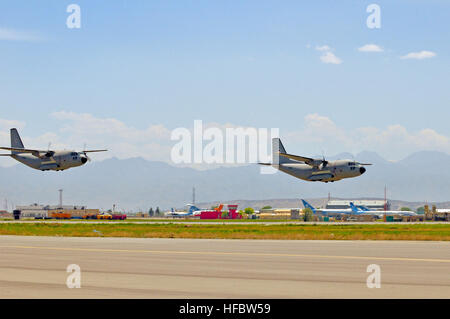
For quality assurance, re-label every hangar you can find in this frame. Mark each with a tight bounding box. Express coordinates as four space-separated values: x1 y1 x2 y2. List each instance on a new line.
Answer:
326 199 389 211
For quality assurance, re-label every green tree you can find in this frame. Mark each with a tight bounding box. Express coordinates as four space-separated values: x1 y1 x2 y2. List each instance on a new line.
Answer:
261 206 272 210
400 207 411 211
221 211 229 219
303 208 313 222
148 207 154 217
244 207 255 215
155 207 160 216
416 206 425 215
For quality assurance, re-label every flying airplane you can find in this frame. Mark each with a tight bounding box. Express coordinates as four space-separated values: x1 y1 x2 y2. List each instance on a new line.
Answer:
0 128 107 171
259 138 372 183
349 202 417 217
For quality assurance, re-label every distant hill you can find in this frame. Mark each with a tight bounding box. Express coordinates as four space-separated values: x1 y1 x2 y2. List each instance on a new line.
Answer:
0 150 449 211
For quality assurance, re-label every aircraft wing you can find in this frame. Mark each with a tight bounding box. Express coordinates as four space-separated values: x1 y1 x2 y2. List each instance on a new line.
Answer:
83 150 108 153
279 152 314 164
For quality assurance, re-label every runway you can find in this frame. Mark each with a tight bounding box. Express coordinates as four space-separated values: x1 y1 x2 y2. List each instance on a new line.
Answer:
0 236 449 298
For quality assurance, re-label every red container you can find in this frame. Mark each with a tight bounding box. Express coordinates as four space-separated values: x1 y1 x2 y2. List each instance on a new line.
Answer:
200 211 221 219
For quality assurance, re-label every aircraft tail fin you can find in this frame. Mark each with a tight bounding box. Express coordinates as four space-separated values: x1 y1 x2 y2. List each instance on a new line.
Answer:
301 199 316 214
10 128 24 154
349 202 362 214
272 138 293 164
188 205 201 214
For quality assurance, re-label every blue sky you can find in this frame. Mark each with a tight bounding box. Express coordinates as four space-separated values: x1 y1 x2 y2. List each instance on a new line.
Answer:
0 0 449 164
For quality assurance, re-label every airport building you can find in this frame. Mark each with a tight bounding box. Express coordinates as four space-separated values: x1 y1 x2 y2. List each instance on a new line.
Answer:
259 208 300 219
326 199 389 211
16 203 99 218
0 210 11 218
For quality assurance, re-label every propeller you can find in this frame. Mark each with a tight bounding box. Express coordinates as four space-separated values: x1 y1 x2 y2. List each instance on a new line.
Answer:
44 142 54 158
81 143 91 162
321 150 328 168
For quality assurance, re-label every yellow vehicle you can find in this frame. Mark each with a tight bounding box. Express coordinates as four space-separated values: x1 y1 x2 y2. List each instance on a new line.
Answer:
97 213 112 220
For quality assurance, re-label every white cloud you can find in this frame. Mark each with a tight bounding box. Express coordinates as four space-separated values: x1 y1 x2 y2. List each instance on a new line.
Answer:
358 44 384 52
50 111 172 162
314 45 342 64
320 51 342 64
0 118 25 130
285 114 450 160
400 51 436 60
0 28 41 42
315 45 331 52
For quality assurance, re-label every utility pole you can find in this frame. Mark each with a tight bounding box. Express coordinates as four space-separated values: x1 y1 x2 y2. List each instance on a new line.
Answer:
383 185 387 222
59 189 63 209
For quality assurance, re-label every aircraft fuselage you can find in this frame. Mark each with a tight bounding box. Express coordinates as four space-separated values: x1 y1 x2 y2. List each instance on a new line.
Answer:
275 159 366 182
12 150 88 171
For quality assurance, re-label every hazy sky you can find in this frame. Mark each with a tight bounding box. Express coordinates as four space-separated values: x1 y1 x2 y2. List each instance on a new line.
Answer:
0 0 449 166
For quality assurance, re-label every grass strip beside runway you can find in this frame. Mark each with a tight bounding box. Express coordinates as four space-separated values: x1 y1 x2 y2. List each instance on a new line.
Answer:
0 223 449 240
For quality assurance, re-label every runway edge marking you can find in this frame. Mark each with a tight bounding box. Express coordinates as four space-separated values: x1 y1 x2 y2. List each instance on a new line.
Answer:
1 245 450 263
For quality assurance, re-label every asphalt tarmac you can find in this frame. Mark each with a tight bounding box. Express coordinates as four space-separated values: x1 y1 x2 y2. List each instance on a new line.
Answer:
0 236 449 298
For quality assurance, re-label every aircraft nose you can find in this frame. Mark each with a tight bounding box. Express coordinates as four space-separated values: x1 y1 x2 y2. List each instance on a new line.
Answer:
81 156 88 164
359 167 366 174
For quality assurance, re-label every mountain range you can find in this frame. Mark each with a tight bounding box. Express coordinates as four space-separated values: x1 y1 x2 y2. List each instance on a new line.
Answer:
0 150 449 211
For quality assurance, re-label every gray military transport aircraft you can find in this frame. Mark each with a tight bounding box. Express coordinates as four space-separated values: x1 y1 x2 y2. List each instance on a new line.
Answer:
259 138 372 183
0 128 107 171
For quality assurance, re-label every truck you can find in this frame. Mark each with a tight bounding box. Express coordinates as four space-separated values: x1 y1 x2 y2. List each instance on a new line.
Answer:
97 212 112 220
